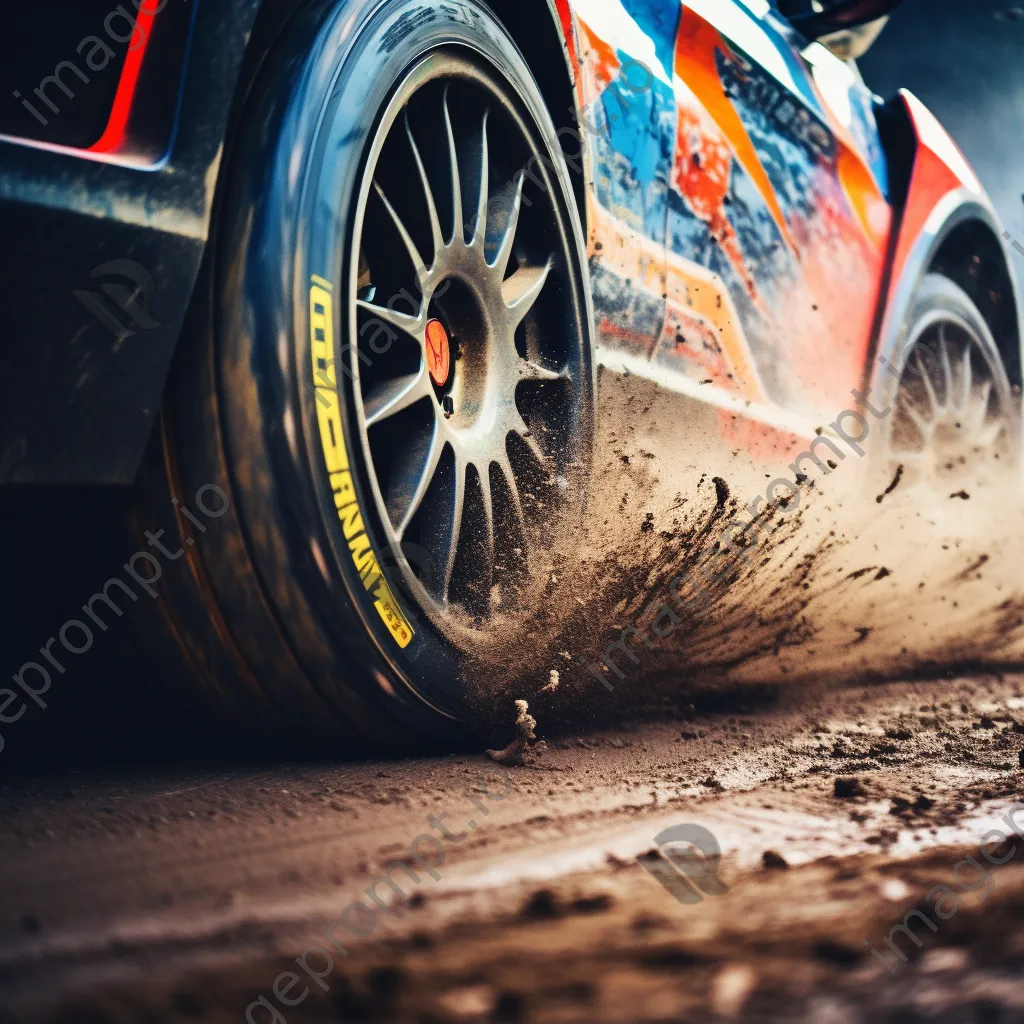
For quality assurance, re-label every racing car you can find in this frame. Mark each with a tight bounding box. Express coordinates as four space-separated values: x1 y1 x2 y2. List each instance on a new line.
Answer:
1 0 1018 745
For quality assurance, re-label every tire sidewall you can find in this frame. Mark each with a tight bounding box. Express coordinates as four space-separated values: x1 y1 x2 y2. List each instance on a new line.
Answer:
873 272 1018 464
237 0 593 721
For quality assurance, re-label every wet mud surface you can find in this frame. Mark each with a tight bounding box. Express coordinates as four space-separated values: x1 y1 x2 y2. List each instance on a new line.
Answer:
3 672 1024 1022
4 369 1024 1023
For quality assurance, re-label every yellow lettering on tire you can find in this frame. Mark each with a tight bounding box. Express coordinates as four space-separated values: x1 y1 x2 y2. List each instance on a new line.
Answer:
309 280 414 649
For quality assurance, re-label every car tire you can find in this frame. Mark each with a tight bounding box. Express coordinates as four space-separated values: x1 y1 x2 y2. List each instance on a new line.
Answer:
129 0 595 749
877 272 1019 488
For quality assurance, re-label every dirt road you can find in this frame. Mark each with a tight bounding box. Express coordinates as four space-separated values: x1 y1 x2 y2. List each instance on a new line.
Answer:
2 670 1024 1023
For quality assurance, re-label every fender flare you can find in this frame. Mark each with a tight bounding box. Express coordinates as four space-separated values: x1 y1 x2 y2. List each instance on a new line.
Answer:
869 90 1024 406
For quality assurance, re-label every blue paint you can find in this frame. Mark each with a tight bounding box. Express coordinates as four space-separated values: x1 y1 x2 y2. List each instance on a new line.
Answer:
620 0 680 79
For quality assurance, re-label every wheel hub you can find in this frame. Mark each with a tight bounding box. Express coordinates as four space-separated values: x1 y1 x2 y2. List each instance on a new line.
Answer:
425 318 451 388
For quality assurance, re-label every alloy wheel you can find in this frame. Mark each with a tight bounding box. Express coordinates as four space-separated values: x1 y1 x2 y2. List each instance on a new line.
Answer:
888 311 1013 485
348 52 590 627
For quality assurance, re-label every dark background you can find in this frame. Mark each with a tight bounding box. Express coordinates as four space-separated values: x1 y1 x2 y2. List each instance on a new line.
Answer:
860 0 1024 280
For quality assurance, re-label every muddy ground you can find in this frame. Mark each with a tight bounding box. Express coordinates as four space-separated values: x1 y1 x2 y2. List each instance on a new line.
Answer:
2 671 1024 1023
4 366 1024 1023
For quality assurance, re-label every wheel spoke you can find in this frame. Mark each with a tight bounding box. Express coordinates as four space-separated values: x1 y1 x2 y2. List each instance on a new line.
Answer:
356 298 422 338
902 399 933 441
975 419 1005 448
363 370 430 428
502 259 553 323
438 456 466 602
518 429 548 470
472 109 490 248
490 172 524 280
495 453 528 550
940 337 954 405
391 423 446 540
518 357 568 383
916 351 941 416
476 462 496 584
960 344 972 413
443 87 463 245
372 181 427 287
508 411 548 467
404 111 444 266
971 379 994 431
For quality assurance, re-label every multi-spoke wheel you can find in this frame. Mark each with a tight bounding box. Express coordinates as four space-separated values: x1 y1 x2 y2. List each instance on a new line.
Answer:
129 0 594 746
350 56 591 625
884 274 1016 488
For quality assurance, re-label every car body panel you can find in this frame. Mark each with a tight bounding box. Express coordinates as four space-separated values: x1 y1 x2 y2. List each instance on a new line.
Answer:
570 0 895 444
0 0 1016 483
867 92 1022 418
0 0 262 484
886 90 982 300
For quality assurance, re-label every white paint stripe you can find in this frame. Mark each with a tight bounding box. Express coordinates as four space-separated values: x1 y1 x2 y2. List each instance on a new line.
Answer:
572 0 674 86
596 345 826 441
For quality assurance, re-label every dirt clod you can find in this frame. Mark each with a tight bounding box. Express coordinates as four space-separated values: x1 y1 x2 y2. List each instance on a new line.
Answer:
712 476 730 506
522 889 562 920
487 700 542 766
570 893 614 914
876 464 904 504
834 777 865 799
538 670 560 695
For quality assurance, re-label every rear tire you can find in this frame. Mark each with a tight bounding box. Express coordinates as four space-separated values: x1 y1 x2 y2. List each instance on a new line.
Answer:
879 272 1018 488
130 0 594 748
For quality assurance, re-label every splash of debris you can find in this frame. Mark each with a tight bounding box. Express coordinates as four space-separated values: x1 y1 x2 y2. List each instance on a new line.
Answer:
538 669 560 695
487 700 545 766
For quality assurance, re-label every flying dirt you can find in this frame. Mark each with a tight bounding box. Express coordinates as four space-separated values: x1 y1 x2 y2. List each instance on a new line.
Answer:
463 366 1024 737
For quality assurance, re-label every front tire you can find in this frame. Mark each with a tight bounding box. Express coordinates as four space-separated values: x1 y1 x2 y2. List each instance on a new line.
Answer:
132 0 594 747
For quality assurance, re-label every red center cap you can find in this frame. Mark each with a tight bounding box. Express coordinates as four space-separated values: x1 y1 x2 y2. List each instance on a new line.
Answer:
425 318 451 388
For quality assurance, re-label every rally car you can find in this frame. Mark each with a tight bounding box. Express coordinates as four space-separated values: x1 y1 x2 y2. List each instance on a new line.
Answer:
0 0 1018 745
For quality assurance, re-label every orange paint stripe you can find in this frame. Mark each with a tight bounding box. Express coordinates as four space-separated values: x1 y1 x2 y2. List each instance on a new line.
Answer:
674 11 796 254
836 145 890 252
590 203 766 401
587 201 665 293
664 254 766 401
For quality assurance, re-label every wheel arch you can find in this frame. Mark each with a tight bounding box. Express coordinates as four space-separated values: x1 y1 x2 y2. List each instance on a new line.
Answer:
485 0 588 231
869 90 1024 403
928 215 1021 390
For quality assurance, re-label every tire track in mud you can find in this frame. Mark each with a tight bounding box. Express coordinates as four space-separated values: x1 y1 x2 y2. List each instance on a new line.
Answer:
4 674 1024 1023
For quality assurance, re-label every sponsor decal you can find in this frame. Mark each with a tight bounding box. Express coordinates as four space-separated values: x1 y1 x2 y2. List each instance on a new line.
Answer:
309 279 414 649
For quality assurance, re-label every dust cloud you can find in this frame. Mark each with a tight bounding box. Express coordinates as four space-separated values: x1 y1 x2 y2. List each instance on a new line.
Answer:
462 367 1024 730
